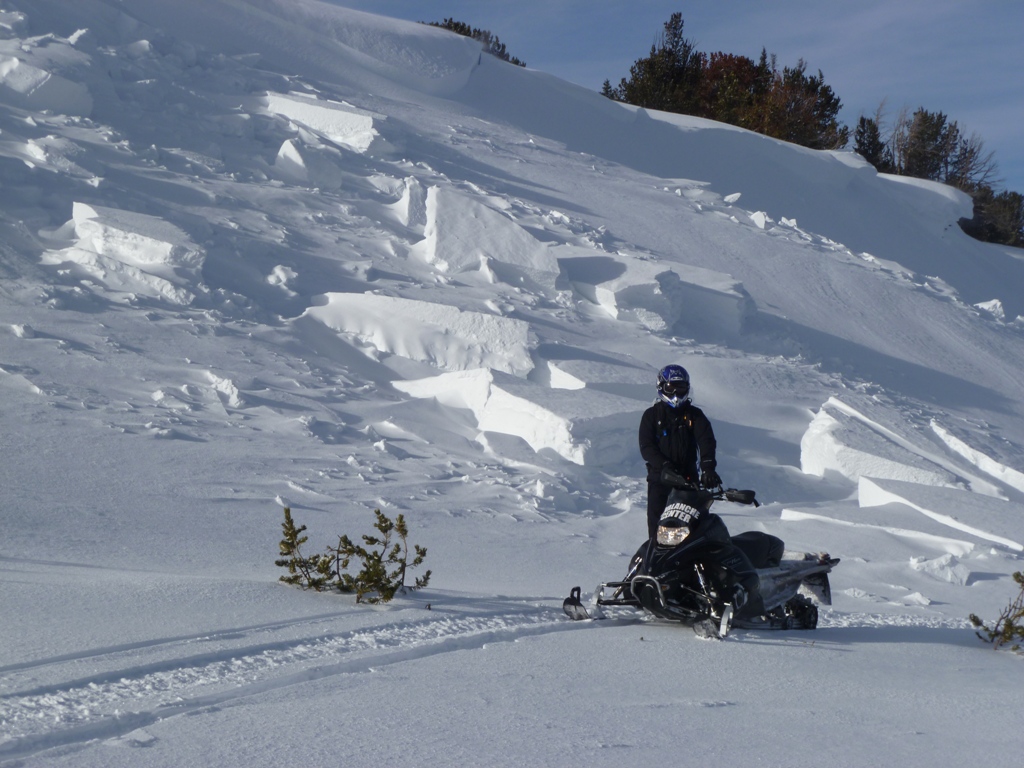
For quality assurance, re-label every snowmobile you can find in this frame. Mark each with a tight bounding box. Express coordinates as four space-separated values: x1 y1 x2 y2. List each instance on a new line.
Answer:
563 471 838 639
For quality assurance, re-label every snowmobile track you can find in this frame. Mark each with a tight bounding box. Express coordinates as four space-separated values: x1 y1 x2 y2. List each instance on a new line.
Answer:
0 608 577 763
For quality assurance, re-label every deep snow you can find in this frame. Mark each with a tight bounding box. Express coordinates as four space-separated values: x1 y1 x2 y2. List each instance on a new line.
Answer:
1 1 1022 765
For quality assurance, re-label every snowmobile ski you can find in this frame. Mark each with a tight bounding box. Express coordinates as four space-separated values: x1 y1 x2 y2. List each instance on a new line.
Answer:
562 586 591 621
692 602 733 639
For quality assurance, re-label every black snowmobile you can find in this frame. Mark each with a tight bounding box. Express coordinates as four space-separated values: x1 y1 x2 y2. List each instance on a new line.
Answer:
563 471 838 639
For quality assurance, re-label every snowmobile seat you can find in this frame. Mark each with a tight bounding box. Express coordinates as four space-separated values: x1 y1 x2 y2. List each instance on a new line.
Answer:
730 531 784 569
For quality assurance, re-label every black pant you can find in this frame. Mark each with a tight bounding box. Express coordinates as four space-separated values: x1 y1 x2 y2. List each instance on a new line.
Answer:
646 481 671 540
701 515 765 620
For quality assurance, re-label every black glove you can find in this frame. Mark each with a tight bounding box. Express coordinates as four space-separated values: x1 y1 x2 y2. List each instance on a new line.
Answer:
701 468 722 488
659 464 692 488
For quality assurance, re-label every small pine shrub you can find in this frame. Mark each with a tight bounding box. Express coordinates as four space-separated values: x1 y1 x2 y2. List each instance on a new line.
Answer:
275 507 334 590
970 571 1024 652
332 509 431 604
275 507 431 604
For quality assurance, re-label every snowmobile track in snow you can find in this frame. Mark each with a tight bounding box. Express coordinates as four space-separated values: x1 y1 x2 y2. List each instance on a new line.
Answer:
0 607 578 762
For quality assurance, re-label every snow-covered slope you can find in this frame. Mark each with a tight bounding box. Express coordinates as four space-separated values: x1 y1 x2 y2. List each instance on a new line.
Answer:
2 1 1023 765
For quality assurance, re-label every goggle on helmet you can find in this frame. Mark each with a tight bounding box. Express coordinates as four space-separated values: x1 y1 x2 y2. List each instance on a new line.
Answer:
657 364 690 407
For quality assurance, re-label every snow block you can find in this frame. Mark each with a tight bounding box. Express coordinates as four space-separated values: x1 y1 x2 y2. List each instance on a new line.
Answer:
542 361 587 390
858 476 1024 552
909 554 971 586
0 55 92 116
273 139 343 189
388 177 428 228
70 203 204 271
205 371 245 409
264 92 378 153
394 368 639 466
274 139 309 183
41 203 204 305
530 353 649 401
556 246 754 337
416 186 560 287
302 293 534 376
800 401 955 486
0 11 28 39
930 420 1024 495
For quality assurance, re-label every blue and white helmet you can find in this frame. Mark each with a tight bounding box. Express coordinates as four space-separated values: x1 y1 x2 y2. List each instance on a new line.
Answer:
657 364 691 408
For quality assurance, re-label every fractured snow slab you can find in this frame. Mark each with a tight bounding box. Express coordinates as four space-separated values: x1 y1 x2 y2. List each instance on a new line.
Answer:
206 371 245 409
800 399 956 487
0 54 92 116
264 92 378 152
273 139 343 189
0 10 28 37
909 554 971 586
931 420 1024 495
302 293 534 376
393 368 639 466
70 203 204 271
415 186 560 285
779 507 976 558
555 246 753 337
530 353 649 401
859 476 1024 552
543 361 586 390
973 299 1005 320
387 177 428 228
40 203 205 305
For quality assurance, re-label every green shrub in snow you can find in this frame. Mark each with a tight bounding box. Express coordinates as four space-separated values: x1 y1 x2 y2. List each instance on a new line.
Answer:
970 571 1024 652
276 507 430 603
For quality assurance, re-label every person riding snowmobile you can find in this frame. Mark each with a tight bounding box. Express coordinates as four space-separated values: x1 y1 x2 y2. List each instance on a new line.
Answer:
639 364 720 540
638 364 770 620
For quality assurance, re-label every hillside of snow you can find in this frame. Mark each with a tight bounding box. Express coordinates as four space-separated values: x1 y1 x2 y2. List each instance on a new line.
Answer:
2 1 1023 765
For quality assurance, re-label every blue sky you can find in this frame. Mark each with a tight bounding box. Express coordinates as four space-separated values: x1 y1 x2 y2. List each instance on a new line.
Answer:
340 1 1023 196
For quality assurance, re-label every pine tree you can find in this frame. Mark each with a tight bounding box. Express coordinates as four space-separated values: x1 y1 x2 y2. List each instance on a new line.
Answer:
854 116 890 171
275 507 333 590
604 15 847 150
947 131 998 192
700 52 759 126
963 187 1024 247
986 190 1024 247
901 108 954 181
756 60 847 150
608 13 704 114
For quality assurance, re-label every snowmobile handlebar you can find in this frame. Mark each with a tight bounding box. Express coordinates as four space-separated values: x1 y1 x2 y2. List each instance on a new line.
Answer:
659 465 760 507
720 488 760 507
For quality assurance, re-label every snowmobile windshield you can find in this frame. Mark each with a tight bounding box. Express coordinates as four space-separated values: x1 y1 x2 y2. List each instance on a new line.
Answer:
665 487 713 513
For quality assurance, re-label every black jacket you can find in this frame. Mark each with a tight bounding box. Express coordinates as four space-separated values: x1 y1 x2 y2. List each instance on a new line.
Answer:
639 400 717 483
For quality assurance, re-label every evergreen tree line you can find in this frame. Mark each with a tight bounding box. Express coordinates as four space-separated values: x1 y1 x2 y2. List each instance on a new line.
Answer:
603 13 1022 248
601 14 848 151
428 14 1021 248
426 18 525 67
855 108 1023 247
